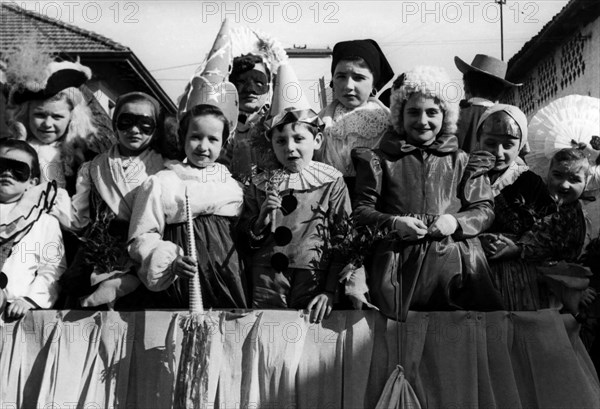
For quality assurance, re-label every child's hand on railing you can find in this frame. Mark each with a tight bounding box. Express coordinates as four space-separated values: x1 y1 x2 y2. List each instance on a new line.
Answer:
307 292 333 324
5 298 34 319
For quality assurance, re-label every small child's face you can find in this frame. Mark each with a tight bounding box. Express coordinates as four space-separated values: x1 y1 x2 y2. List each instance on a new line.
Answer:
184 115 224 168
0 148 37 203
333 60 374 110
403 94 443 146
28 98 72 144
547 160 587 204
115 101 156 153
479 133 520 171
271 123 322 173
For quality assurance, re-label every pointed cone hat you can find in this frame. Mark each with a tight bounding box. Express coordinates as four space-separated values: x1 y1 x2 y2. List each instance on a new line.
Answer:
265 61 323 131
177 19 239 130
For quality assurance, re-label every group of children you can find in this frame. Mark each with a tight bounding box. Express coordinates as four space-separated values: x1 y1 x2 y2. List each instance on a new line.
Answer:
1 25 599 326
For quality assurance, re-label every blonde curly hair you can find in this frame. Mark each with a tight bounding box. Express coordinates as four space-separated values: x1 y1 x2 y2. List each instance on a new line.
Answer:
9 87 96 178
390 66 459 137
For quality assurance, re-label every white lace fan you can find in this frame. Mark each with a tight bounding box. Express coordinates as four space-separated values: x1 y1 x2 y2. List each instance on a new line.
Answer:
527 95 600 176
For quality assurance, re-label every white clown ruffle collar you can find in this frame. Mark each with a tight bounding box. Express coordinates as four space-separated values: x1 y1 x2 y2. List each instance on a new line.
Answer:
252 161 342 192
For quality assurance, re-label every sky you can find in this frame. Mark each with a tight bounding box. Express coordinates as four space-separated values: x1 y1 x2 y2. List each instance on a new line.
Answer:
12 0 571 109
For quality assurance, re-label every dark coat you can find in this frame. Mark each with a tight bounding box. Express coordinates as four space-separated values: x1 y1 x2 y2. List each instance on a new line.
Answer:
352 131 503 319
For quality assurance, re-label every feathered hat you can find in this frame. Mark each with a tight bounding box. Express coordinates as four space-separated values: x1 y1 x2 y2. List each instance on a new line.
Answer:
230 26 288 77
264 61 323 132
177 19 239 130
527 95 600 176
4 37 92 105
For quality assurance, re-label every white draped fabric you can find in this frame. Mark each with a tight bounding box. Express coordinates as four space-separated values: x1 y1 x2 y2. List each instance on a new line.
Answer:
1 309 598 408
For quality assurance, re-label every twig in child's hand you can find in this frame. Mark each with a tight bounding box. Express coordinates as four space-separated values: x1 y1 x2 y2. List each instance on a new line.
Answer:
267 170 284 233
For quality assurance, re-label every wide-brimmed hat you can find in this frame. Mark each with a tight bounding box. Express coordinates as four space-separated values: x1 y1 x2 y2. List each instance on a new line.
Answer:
454 54 522 87
11 60 92 104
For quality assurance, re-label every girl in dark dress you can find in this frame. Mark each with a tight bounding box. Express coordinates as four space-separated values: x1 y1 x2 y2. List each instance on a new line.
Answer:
476 104 554 310
478 106 589 311
128 104 247 309
128 20 247 310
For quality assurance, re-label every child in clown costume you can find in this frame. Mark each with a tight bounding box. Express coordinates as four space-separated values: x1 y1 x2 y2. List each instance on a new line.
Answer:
239 62 352 323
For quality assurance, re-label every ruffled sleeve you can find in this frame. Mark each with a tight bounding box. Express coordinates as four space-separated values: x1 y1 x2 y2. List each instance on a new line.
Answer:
351 148 398 230
127 175 183 291
49 161 92 231
452 150 496 239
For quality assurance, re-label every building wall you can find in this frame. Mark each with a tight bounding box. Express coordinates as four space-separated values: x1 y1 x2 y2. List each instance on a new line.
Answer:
503 17 600 118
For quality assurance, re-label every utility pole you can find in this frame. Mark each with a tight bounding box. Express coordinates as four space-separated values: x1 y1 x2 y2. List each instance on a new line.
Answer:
496 0 507 60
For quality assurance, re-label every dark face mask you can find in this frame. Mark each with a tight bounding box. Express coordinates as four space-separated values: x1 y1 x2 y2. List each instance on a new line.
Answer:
0 157 32 182
234 69 270 95
116 113 157 135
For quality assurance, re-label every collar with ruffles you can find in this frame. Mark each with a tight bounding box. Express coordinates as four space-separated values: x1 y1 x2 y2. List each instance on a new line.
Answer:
489 161 530 197
0 182 56 243
319 98 390 138
378 130 459 157
252 161 342 192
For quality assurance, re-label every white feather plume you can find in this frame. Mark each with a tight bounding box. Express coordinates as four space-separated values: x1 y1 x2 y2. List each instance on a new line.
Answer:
230 26 288 72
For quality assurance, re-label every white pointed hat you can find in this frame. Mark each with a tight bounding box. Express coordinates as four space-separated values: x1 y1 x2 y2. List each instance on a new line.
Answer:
264 61 323 131
177 19 239 130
